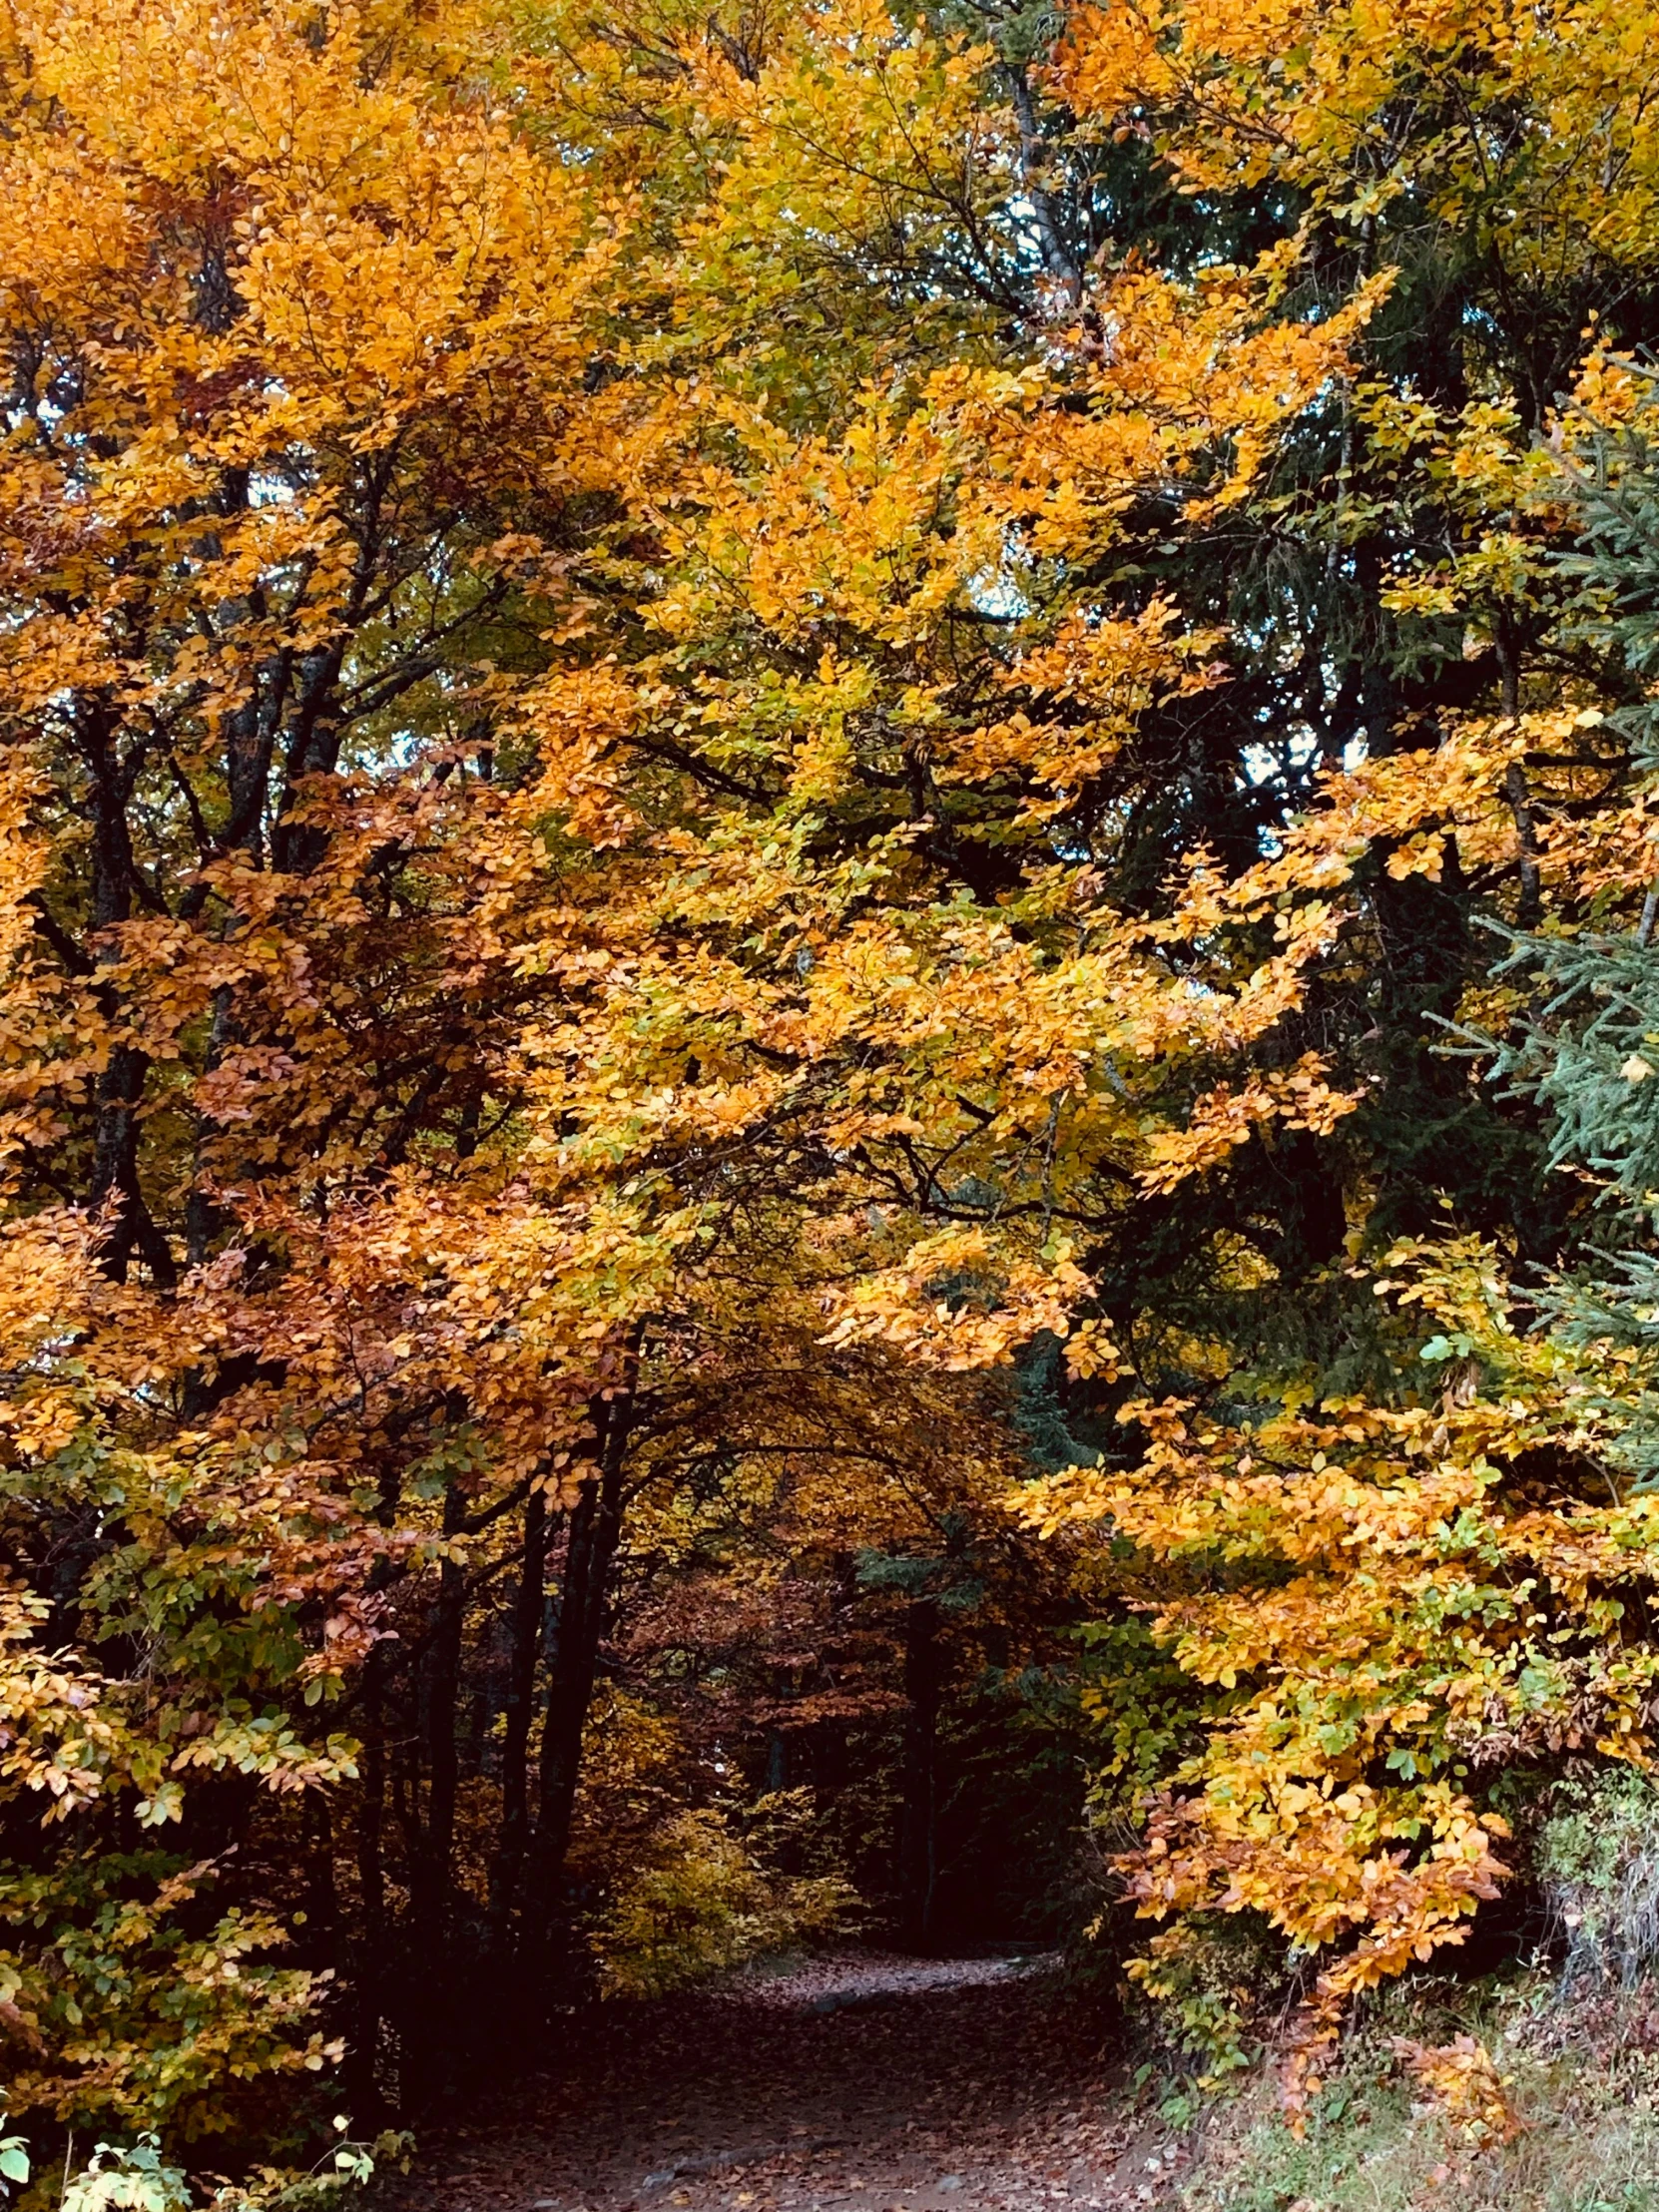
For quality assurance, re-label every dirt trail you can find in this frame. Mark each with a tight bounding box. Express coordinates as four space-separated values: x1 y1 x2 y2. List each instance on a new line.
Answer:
390 1951 1193 2212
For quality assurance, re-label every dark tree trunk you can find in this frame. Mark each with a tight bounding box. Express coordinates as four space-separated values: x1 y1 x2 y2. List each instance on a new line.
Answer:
417 1481 468 1924
89 1042 176 1286
897 1597 942 1954
348 1463 403 2119
488 1486 548 1950
520 1337 642 2015
399 1483 468 2104
352 1651 389 2115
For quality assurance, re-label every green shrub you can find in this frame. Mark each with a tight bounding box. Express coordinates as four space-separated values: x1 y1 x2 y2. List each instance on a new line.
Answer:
1537 1769 1659 1997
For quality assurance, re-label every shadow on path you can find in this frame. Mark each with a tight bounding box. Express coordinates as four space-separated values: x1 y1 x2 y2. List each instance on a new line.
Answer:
384 1950 1193 2212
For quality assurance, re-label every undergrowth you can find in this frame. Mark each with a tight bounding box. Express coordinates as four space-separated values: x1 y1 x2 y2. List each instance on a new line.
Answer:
1180 1988 1659 2212
1172 1770 1659 2211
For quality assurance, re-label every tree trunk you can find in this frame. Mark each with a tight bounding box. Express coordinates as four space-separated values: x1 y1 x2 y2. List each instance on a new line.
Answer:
488 1486 548 1951
520 1336 642 2015
897 1596 941 1954
418 1481 468 1925
349 1464 403 2119
349 1650 390 2122
400 1482 467 2104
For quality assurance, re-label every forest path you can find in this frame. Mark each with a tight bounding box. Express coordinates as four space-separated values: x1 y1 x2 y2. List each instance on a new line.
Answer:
394 1951 1192 2212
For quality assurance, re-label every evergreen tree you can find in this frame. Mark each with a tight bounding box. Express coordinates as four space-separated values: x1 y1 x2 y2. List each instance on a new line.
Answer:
1470 372 1659 1483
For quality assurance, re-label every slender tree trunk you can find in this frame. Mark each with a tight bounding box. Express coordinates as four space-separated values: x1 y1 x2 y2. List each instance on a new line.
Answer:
89 1042 176 1285
401 1483 467 2101
350 1464 402 2118
897 1597 941 1954
488 1487 548 1950
185 985 235 1268
420 1482 468 1915
521 1334 643 2015
350 1650 390 2121
522 1481 617 1981
77 701 177 1288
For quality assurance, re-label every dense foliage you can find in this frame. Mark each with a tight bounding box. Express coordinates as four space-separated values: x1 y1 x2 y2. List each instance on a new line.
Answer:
10 0 1659 2185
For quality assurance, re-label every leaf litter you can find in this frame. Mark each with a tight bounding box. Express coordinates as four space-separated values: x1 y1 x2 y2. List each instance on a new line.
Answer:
377 1951 1191 2212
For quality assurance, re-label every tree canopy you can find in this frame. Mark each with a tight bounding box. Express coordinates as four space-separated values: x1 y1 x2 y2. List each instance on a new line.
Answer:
8 0 1659 2184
